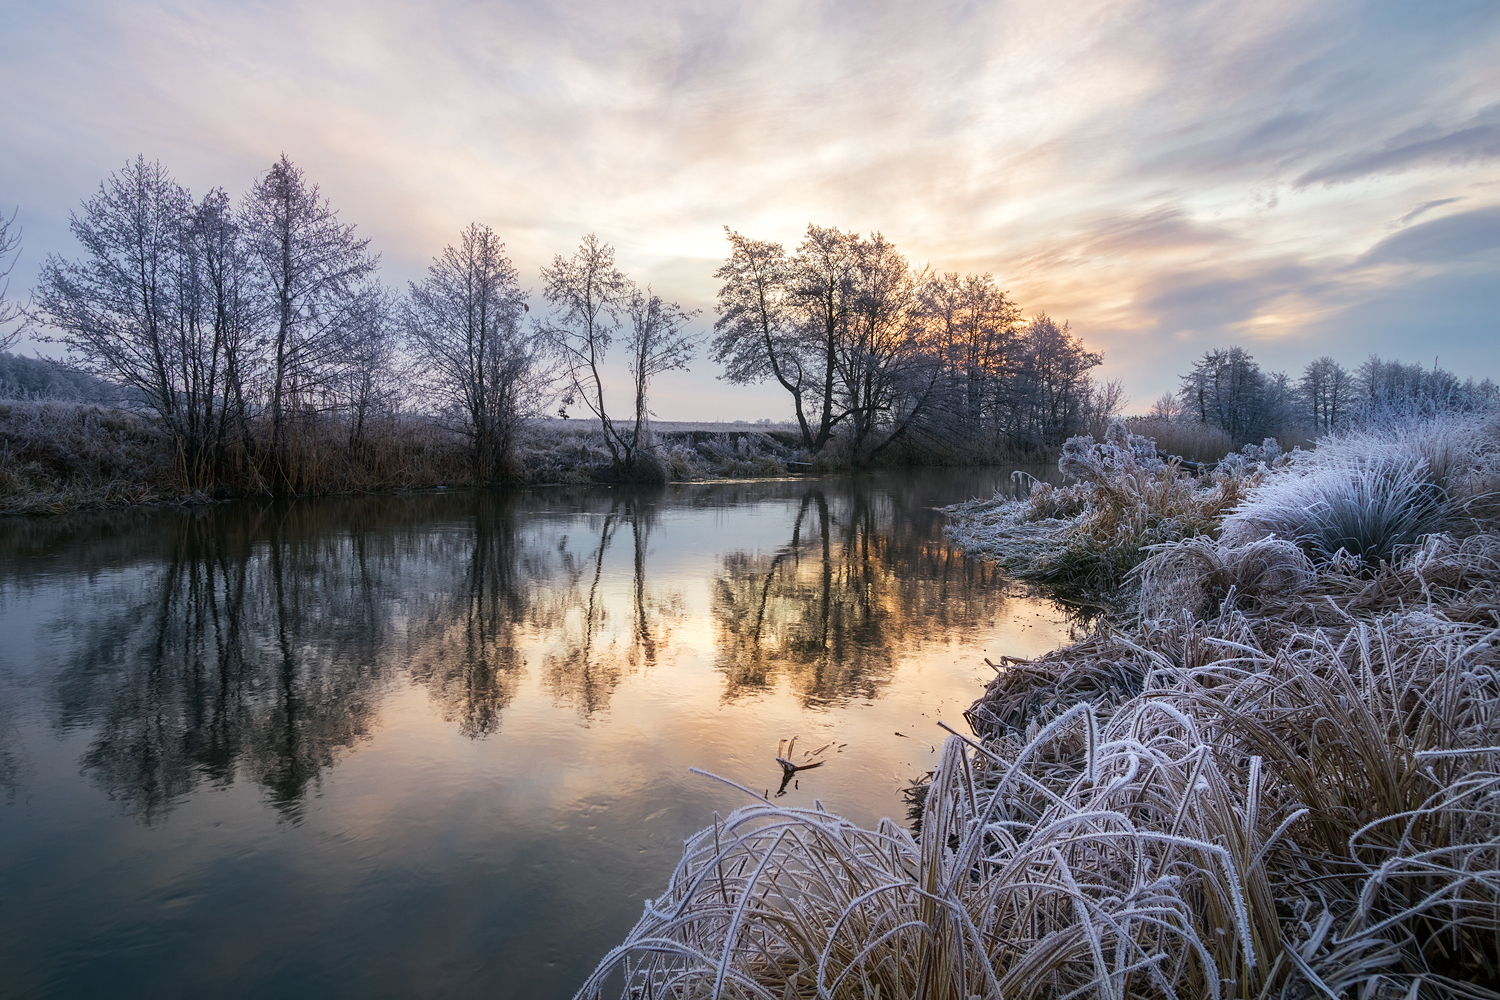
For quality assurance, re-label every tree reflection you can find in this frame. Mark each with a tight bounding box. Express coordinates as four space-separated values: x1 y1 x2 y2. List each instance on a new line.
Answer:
712 483 1011 705
53 505 398 823
9 471 1021 824
32 488 693 821
539 490 684 718
407 493 533 738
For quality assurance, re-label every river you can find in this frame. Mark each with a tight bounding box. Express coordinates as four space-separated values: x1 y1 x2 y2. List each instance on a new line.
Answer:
0 469 1069 999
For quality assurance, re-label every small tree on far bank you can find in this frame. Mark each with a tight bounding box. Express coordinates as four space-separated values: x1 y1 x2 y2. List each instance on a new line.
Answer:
623 286 698 467
540 234 628 453
36 157 253 490
406 224 544 483
540 235 699 480
241 154 378 493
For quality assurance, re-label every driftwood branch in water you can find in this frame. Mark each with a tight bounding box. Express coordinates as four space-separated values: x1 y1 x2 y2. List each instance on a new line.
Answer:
776 757 825 776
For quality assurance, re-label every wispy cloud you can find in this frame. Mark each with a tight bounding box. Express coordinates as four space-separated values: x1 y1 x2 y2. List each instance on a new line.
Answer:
1297 105 1500 187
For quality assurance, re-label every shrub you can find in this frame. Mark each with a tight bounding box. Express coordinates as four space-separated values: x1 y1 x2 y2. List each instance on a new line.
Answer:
943 421 1266 603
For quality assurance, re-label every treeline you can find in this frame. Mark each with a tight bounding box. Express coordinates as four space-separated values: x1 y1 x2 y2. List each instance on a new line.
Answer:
10 154 1493 503
9 156 717 496
713 228 1116 459
3 156 1120 499
0 351 118 402
1152 346 1497 447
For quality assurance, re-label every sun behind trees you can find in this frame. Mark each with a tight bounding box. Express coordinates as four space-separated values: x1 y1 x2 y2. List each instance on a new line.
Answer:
712 224 1117 462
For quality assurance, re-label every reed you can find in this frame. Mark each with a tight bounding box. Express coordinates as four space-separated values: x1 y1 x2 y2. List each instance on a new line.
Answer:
1122 415 1237 463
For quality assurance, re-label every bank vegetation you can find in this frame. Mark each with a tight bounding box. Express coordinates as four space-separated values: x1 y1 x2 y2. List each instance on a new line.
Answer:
1 156 1494 515
577 409 1500 999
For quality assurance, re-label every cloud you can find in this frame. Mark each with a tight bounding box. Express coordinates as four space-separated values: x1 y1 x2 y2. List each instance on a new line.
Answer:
1397 198 1461 226
0 0 1496 416
1297 105 1500 186
1359 206 1500 265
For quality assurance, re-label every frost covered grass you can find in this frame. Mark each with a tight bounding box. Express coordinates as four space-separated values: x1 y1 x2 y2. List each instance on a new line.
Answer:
940 422 1269 605
1220 413 1500 567
584 591 1500 998
579 411 1500 1000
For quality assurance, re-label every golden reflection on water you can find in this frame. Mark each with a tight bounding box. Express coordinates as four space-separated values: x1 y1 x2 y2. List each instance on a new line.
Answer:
0 471 1070 999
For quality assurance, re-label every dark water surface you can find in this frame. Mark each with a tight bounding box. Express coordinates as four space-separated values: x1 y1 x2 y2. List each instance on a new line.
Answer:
0 469 1070 1000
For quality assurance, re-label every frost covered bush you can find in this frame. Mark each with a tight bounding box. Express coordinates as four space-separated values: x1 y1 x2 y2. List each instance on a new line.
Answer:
1218 413 1500 567
1220 450 1447 567
1125 412 1500 623
944 421 1263 602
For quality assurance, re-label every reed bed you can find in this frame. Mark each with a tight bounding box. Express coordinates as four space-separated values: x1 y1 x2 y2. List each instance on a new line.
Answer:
580 411 1500 999
1121 415 1237 463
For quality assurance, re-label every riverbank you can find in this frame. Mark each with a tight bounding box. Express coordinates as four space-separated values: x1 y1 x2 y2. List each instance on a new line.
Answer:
0 401 807 514
0 399 1058 515
577 412 1500 999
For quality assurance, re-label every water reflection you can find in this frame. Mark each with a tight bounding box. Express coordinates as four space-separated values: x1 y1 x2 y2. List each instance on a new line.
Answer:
48 508 398 822
0 469 1070 1000
407 494 533 738
3 471 1045 827
713 487 1010 705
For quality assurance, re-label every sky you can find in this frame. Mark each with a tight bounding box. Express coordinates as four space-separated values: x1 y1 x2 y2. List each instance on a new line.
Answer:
1 0 1496 420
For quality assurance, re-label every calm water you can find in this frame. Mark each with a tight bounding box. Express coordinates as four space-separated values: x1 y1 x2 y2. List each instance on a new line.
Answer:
0 469 1070 1000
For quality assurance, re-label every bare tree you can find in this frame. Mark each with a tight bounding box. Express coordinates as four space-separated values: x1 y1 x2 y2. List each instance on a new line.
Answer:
1148 392 1184 420
711 229 818 446
922 270 1022 434
37 157 251 488
406 224 543 482
1299 356 1351 431
1082 378 1128 439
1001 315 1103 445
786 224 860 451
623 286 698 471
241 154 378 492
178 188 257 486
836 233 926 453
1179 346 1274 443
0 208 28 352
540 234 632 469
336 284 405 461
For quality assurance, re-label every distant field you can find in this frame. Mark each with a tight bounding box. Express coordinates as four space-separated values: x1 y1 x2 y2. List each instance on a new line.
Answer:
527 418 799 433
